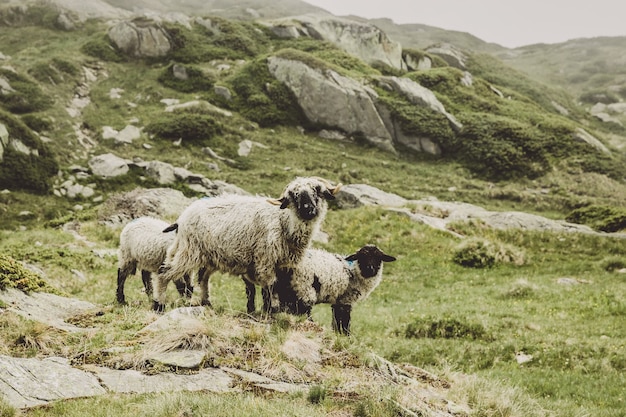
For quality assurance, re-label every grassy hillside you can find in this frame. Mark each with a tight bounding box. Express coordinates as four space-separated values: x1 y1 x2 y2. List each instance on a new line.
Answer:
0 3 625 416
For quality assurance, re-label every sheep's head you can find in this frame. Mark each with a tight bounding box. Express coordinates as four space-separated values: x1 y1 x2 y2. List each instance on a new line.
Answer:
269 177 341 221
345 244 396 278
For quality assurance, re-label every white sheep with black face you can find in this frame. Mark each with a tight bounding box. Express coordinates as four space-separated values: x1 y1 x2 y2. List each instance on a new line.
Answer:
116 216 193 305
152 177 341 312
274 244 396 335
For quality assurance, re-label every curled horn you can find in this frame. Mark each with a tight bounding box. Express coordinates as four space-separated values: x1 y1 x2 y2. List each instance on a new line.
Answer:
310 176 342 195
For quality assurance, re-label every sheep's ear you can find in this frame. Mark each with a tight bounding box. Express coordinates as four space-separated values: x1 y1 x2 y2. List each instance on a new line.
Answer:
381 254 396 262
322 189 336 200
267 198 287 208
345 253 358 262
279 197 290 209
163 223 178 233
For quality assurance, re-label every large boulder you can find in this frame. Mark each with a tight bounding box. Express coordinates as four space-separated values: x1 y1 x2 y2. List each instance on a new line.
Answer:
267 56 395 153
108 19 172 58
265 14 404 70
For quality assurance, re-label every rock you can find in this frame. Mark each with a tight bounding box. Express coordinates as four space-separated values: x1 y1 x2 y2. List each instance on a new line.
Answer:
266 15 404 70
572 128 610 154
172 63 188 80
149 350 207 369
377 76 462 133
281 333 322 364
237 139 268 157
88 153 129 178
268 56 395 153
425 43 468 69
115 125 142 144
0 288 98 332
214 85 232 101
336 184 408 208
107 20 172 58
164 100 232 117
99 187 193 227
144 160 176 184
0 356 107 408
0 123 8 161
85 365 233 394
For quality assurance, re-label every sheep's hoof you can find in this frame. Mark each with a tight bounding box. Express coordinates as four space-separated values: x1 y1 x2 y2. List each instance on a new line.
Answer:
200 300 212 308
152 301 165 313
116 299 127 305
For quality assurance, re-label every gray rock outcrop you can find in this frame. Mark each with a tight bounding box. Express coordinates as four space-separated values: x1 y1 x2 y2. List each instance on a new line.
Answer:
108 19 172 58
0 356 107 408
266 14 404 70
267 56 396 153
337 183 602 236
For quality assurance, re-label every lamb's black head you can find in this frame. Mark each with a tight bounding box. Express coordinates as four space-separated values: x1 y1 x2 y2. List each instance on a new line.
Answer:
270 177 341 221
345 244 396 278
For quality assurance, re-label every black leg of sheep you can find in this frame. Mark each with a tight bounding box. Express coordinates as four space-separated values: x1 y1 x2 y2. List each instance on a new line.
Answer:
332 304 352 335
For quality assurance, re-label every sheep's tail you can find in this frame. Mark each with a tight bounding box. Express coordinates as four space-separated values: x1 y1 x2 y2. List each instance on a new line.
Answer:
163 223 178 233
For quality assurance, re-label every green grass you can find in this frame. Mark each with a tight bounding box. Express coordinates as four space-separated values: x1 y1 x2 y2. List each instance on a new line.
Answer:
1 8 626 416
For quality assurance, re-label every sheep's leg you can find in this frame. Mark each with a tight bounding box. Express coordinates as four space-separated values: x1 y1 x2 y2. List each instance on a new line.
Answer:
197 267 213 307
174 273 194 299
141 270 152 297
243 277 256 314
116 262 136 304
152 263 179 312
261 284 278 315
331 304 352 336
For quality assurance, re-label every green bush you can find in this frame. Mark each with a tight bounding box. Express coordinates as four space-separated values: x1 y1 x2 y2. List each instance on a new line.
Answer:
228 57 306 127
81 35 126 62
0 68 52 113
0 254 52 293
144 112 223 145
0 110 59 193
566 204 626 232
405 316 489 340
452 238 525 268
165 19 270 63
157 63 215 93
20 114 53 132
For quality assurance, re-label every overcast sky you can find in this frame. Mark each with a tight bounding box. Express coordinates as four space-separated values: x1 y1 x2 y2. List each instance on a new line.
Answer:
303 0 626 48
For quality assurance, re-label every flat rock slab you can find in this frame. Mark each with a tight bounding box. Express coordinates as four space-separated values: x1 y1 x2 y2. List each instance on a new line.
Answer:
0 356 106 408
0 289 97 332
84 365 233 394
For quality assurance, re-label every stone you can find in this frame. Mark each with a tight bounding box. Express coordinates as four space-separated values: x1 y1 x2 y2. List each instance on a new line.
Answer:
268 56 395 153
0 288 97 332
88 153 129 177
108 20 171 58
0 356 106 408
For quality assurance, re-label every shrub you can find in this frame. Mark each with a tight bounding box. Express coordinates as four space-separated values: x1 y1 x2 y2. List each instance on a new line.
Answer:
20 114 53 132
404 316 489 340
0 68 53 113
157 63 215 93
228 57 306 127
0 110 59 193
452 238 525 268
599 256 626 272
566 204 626 232
144 112 223 145
81 35 126 62
0 254 52 293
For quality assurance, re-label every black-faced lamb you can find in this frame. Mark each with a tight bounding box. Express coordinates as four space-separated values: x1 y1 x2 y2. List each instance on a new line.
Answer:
116 216 194 305
274 244 396 335
152 177 341 312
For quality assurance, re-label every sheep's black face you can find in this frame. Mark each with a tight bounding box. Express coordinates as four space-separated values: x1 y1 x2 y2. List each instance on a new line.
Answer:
345 245 396 278
278 178 339 221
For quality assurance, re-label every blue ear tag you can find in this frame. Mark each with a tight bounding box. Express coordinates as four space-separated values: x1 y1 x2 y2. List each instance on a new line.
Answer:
345 260 355 267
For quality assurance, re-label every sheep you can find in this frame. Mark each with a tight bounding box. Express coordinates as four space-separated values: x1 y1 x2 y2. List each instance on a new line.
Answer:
116 216 194 305
274 244 396 335
152 176 341 313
